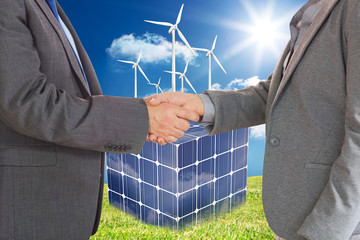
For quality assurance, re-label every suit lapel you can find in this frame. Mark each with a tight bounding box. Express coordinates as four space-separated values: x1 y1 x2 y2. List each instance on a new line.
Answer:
56 4 103 96
269 0 340 114
265 41 291 117
34 0 92 96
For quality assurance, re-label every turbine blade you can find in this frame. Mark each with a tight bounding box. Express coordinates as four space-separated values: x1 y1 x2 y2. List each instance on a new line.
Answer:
164 70 181 75
193 47 209 52
184 76 197 94
158 86 164 93
157 78 161 85
137 50 142 64
177 29 196 56
176 4 184 25
184 62 189 74
117 60 135 64
144 20 173 27
212 54 227 74
138 65 150 83
148 82 156 86
211 35 218 51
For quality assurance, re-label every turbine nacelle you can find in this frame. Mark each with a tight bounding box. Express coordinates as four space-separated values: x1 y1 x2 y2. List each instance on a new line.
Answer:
144 4 196 57
168 25 177 34
193 35 227 75
117 50 151 97
148 78 163 93
164 62 196 93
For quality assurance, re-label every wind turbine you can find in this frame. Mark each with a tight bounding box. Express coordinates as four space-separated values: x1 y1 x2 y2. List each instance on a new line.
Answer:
145 4 196 92
117 50 150 98
193 35 227 90
165 62 197 93
148 78 163 94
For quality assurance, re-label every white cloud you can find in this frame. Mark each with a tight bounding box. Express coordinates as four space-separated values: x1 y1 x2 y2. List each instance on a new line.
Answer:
250 124 266 139
211 83 222 90
210 76 266 139
228 76 263 89
211 76 264 90
106 33 195 64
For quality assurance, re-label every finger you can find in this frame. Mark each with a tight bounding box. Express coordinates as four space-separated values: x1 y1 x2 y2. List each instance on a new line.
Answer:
174 106 200 122
143 95 154 103
161 127 184 140
157 138 167 145
174 118 190 132
146 134 151 141
155 122 184 141
149 92 189 107
163 135 178 143
148 93 170 106
149 134 157 142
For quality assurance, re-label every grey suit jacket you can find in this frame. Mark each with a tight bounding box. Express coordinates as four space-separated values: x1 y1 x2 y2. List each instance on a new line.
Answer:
204 0 360 239
0 0 148 239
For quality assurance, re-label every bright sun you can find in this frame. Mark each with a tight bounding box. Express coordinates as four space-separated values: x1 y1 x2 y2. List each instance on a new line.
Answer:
221 0 294 70
251 17 280 48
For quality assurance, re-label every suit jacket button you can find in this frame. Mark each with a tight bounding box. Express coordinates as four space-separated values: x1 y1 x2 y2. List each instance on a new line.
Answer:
270 138 280 147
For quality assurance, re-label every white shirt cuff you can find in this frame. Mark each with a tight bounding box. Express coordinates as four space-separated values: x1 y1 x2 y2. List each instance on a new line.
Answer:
198 94 215 124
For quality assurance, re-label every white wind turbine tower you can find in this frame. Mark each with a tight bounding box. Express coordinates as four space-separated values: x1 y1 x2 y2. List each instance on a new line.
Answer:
193 35 227 90
165 62 197 93
145 4 196 92
117 50 150 98
148 78 163 94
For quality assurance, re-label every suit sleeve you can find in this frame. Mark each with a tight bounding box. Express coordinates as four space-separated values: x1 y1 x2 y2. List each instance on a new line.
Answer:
298 1 360 239
0 0 148 154
202 78 271 135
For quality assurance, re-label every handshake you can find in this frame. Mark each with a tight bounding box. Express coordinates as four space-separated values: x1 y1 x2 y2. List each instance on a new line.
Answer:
144 92 205 145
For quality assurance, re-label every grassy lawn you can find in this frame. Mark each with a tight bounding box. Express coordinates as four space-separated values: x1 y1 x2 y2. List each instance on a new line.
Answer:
90 176 275 239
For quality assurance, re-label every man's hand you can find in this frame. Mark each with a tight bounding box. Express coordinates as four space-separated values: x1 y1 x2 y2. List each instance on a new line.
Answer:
145 99 199 144
146 92 204 116
145 92 205 144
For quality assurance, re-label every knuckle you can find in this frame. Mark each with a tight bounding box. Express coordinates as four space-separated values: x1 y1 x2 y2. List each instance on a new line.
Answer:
184 121 190 130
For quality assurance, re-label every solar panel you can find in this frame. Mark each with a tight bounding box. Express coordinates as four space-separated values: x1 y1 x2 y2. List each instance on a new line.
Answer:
107 123 249 228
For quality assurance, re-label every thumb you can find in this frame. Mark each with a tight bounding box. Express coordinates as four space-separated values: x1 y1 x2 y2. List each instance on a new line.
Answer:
174 105 200 122
147 92 175 106
148 96 161 105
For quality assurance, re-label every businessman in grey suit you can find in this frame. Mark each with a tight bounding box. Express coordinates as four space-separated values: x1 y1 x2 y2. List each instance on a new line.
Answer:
148 0 360 239
0 0 198 239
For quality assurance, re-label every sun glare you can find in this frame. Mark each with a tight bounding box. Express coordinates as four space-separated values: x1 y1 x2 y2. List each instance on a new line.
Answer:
251 17 279 48
221 0 295 70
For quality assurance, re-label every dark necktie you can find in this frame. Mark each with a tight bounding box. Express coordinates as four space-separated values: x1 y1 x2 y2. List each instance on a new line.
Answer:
45 0 91 94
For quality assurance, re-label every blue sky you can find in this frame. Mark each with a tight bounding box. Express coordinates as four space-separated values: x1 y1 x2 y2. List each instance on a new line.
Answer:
59 0 307 176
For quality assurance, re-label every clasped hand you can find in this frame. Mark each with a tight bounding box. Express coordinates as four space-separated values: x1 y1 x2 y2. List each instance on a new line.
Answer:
144 92 204 145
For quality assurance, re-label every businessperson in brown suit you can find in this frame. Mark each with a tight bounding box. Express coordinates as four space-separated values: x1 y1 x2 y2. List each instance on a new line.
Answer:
0 0 199 239
148 0 360 239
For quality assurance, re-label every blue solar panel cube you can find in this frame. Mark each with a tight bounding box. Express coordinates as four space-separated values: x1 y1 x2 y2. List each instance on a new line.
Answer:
106 122 248 228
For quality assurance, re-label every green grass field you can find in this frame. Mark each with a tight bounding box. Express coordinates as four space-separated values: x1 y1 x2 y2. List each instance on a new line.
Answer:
90 176 275 239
